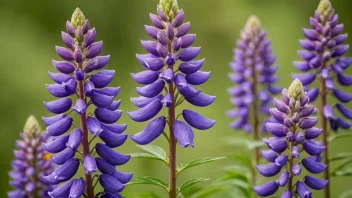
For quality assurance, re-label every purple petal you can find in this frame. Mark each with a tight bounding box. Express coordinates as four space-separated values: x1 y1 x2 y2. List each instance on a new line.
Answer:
127 99 162 122
182 109 215 130
87 116 103 136
48 180 74 197
95 108 122 124
181 34 196 48
150 14 165 29
84 154 97 175
174 74 201 97
141 40 159 56
89 70 114 89
298 50 315 61
107 100 121 111
61 31 75 49
67 128 83 150
337 72 352 86
332 45 349 57
333 89 352 103
42 135 69 153
51 147 75 165
44 98 72 114
144 25 158 39
296 181 312 198
74 46 83 63
173 10 184 28
304 176 328 190
302 140 326 156
95 87 120 97
261 150 278 163
135 80 165 98
96 143 130 166
263 137 287 153
274 98 290 114
130 116 166 145
281 190 291 198
292 146 299 158
99 174 125 193
299 39 315 50
292 163 301 176
72 99 87 114
52 60 76 74
177 47 201 61
66 21 75 35
160 68 174 83
265 122 288 137
43 158 79 185
86 41 103 58
101 123 127 134
275 155 288 167
179 59 205 74
270 109 286 122
299 105 315 117
306 88 319 102
90 92 115 108
56 46 74 61
186 71 210 85
291 73 316 86
186 92 216 107
161 93 172 107
82 28 96 48
46 80 77 97
157 31 168 45
294 61 310 72
299 117 318 129
276 171 289 187
96 157 132 184
69 178 85 198
84 55 110 73
253 181 279 197
256 163 281 177
48 72 72 84
130 95 163 108
136 54 164 71
100 129 127 148
305 128 323 139
166 23 174 39
46 116 73 136
174 120 194 148
336 103 352 119
176 22 190 37
302 157 327 174
302 28 319 40
131 70 160 85
84 81 95 96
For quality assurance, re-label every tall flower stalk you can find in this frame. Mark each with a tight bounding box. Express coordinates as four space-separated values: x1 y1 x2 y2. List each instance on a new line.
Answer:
42 8 131 198
127 0 216 197
8 115 54 198
254 79 328 198
292 0 352 197
227 16 282 184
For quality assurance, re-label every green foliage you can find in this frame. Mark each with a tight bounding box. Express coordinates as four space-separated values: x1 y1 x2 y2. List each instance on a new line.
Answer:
332 159 352 176
131 145 169 164
177 178 209 195
177 157 226 175
340 188 352 198
127 176 169 192
330 153 352 162
227 137 265 151
134 192 163 198
328 133 352 142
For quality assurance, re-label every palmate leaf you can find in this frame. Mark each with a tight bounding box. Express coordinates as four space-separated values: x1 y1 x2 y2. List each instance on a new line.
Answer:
340 188 352 198
329 153 352 162
177 178 210 194
131 144 168 164
189 187 224 198
332 159 352 176
126 176 169 192
231 154 253 169
177 157 225 175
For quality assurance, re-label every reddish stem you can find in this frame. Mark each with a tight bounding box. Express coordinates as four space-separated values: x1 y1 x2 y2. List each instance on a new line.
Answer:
78 63 94 198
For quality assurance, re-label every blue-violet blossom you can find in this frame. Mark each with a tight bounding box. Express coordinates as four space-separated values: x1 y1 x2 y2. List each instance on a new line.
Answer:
42 8 131 198
253 79 328 197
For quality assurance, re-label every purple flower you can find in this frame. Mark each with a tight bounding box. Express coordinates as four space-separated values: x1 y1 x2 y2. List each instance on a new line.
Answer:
293 0 352 132
43 8 131 197
8 116 54 198
128 0 215 147
227 16 282 134
254 79 327 197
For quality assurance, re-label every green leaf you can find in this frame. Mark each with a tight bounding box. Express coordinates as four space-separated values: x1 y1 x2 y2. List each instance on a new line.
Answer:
126 176 169 192
135 192 163 198
332 168 352 176
231 154 253 169
130 152 165 162
329 153 352 162
328 133 352 142
178 178 209 194
190 187 224 198
332 159 352 176
136 144 168 163
340 188 352 198
177 156 225 175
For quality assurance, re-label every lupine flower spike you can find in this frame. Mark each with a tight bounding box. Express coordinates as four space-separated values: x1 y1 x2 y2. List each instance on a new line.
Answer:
8 115 54 198
293 0 352 196
42 8 131 198
128 0 215 197
254 79 328 198
227 16 282 175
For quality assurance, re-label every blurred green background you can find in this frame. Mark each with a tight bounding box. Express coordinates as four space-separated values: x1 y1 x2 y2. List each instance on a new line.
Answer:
0 0 352 197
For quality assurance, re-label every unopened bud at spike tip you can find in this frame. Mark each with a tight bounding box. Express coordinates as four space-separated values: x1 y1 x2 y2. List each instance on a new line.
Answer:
71 8 86 28
244 15 261 35
288 79 305 100
159 0 179 20
318 0 333 23
24 115 41 137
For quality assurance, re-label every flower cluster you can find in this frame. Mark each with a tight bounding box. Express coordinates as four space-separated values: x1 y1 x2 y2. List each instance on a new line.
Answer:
292 0 352 131
8 115 54 198
128 0 215 147
42 8 131 197
254 79 328 197
227 16 282 133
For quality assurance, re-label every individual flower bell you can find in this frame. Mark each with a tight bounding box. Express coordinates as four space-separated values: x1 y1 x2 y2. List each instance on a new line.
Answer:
292 0 352 132
227 15 282 133
128 0 215 148
8 115 55 198
43 8 131 197
254 79 328 197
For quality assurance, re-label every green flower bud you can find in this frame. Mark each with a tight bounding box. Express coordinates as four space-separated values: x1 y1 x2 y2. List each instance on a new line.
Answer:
71 8 86 28
318 0 332 24
288 79 305 101
24 115 41 137
159 0 179 21
244 15 261 36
